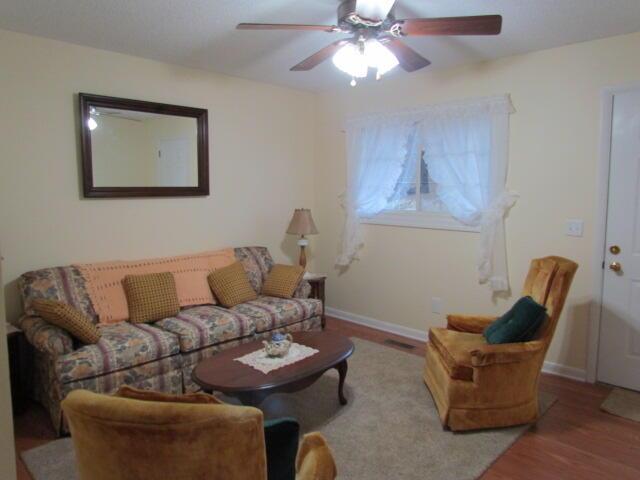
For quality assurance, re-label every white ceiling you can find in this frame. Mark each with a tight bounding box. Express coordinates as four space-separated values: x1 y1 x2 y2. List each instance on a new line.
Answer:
1 0 640 92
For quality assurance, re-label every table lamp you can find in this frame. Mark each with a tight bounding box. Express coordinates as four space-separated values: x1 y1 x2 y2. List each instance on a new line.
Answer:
286 208 318 268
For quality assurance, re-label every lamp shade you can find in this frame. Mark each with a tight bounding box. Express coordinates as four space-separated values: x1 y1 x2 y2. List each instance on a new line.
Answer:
286 208 318 236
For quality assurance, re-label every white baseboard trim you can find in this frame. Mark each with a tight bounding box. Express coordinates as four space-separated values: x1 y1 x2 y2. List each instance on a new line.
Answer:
325 306 427 342
540 361 587 382
325 306 587 382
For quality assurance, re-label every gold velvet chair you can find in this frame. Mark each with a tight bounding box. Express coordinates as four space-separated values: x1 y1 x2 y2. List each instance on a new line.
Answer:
423 256 578 431
62 389 337 480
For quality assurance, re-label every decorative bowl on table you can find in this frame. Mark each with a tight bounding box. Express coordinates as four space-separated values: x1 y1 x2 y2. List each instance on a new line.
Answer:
263 332 293 358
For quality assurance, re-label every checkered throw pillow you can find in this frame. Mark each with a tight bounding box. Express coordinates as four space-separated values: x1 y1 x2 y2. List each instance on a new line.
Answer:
207 262 257 307
33 298 101 344
123 272 180 323
262 264 305 299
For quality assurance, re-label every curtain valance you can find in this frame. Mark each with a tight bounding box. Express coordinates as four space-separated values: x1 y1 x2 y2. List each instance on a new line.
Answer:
346 95 514 127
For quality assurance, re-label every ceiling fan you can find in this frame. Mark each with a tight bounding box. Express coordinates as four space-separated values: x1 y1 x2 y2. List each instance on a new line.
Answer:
237 0 502 85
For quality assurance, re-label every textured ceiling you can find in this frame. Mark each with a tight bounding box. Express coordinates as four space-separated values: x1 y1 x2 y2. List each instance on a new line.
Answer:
1 0 640 92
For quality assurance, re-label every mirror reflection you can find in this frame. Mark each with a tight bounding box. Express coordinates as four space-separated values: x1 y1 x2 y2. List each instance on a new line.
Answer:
89 107 198 187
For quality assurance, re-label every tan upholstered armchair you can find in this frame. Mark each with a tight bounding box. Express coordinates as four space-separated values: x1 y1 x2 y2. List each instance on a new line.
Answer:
62 389 337 480
423 256 578 431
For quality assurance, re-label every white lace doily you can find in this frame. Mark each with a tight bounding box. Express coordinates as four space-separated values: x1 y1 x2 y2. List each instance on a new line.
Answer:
234 342 319 374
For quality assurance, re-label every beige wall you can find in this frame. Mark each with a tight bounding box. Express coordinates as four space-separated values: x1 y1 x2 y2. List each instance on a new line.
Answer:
314 31 640 373
0 256 17 480
0 29 318 322
2 26 640 376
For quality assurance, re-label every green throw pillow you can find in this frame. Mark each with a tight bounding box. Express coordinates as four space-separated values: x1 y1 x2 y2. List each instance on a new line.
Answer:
264 417 299 480
484 296 547 344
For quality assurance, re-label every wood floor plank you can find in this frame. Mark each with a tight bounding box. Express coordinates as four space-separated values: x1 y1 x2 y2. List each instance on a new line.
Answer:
12 315 640 480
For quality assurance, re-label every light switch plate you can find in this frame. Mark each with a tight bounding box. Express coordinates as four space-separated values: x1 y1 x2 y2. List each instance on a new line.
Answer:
566 219 584 237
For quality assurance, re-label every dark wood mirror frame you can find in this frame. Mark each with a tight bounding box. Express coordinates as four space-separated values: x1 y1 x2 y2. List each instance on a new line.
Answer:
79 93 209 198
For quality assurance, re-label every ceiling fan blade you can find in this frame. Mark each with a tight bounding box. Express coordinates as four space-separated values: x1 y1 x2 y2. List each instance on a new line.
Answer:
382 39 430 72
237 23 337 32
355 0 397 21
291 40 350 71
398 15 502 36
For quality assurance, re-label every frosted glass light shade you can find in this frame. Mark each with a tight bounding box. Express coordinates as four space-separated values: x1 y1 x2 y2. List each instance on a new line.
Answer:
332 43 368 78
365 39 399 75
332 40 398 79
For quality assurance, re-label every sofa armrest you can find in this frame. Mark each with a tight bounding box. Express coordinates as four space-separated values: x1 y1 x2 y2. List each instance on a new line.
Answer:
470 341 545 367
294 280 312 299
446 314 497 334
19 315 74 357
296 432 337 480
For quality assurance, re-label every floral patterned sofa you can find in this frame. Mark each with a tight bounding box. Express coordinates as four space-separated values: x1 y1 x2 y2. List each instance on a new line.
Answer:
18 247 323 435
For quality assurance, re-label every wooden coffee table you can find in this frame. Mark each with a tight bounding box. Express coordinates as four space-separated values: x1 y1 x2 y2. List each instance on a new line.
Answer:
192 331 355 407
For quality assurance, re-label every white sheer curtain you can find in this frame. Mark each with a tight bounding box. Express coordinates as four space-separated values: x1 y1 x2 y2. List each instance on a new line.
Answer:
336 115 418 266
421 100 517 291
336 95 516 292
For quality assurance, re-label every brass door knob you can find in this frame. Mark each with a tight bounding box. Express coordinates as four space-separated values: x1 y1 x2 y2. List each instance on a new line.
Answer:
609 261 622 272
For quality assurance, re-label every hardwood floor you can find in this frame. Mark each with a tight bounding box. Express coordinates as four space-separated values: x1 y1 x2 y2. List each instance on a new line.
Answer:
13 316 640 479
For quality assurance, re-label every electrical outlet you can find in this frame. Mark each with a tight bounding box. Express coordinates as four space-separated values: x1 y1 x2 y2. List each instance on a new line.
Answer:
431 297 443 315
566 219 584 237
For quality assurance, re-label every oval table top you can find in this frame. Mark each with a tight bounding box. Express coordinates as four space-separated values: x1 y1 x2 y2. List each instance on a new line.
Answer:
192 331 355 394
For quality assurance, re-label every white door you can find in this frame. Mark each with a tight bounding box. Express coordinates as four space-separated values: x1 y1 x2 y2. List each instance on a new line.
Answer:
597 88 640 391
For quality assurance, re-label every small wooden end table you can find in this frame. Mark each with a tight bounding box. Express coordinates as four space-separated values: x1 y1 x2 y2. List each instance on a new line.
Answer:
7 324 30 415
192 331 354 407
305 273 326 328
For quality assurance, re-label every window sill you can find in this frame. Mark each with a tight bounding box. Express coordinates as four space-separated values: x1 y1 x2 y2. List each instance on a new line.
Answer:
360 211 480 233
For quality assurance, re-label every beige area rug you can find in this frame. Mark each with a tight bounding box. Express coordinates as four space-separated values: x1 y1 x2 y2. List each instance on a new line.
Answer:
21 338 555 480
601 387 640 422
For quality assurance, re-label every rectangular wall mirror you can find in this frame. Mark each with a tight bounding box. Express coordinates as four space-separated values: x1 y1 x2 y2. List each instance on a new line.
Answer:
79 93 209 197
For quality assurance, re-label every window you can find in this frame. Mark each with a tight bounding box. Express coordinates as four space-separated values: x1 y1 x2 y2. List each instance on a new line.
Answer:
338 95 515 292
387 150 443 213
361 148 480 232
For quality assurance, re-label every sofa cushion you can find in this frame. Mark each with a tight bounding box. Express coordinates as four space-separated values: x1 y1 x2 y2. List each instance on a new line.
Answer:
232 296 323 333
155 305 256 353
429 328 487 382
207 262 258 308
262 264 305 299
484 296 547 344
32 299 101 344
124 272 180 323
55 322 179 384
116 385 223 404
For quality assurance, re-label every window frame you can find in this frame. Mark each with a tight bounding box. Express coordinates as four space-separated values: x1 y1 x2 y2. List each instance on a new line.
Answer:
360 210 480 232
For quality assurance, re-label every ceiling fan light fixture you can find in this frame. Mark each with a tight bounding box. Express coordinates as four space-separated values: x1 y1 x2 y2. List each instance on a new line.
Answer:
332 42 368 79
332 39 399 83
365 39 398 76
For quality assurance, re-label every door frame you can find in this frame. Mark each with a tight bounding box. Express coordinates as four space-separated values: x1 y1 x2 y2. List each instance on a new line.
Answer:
587 82 640 383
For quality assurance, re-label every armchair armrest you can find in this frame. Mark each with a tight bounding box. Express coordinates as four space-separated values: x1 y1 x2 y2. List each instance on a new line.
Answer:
18 315 74 357
296 432 337 480
446 314 497 334
470 341 545 367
